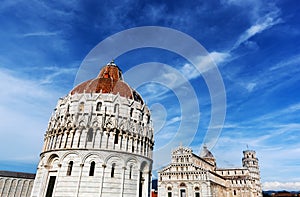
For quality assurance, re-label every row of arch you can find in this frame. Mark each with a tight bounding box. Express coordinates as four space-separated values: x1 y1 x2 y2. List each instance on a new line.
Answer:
162 182 210 197
53 94 151 128
219 169 246 175
48 117 153 140
43 125 153 158
32 151 151 197
64 160 133 179
0 177 33 197
167 182 204 189
161 170 208 176
78 102 150 122
48 112 152 136
67 91 144 110
161 173 209 182
42 151 151 172
230 179 248 185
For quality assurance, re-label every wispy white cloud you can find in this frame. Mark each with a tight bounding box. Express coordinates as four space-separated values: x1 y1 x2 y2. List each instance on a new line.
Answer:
245 82 257 92
166 116 181 126
0 68 63 162
21 31 60 37
209 123 238 129
270 54 300 71
236 81 257 93
0 0 22 11
252 102 300 123
180 51 230 80
232 9 282 50
150 103 167 134
225 52 300 95
0 68 55 101
38 66 78 85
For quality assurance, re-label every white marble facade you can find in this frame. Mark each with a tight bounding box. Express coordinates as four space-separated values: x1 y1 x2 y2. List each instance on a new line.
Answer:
158 146 262 197
31 62 154 197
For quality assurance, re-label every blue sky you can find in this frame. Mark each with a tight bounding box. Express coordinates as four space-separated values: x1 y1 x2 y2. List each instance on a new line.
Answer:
0 0 300 191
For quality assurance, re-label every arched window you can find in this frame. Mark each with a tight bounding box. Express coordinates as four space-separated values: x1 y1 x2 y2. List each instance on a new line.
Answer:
180 183 186 187
130 108 134 117
96 102 102 111
180 189 186 197
234 190 236 195
129 165 133 179
89 161 95 176
67 161 73 176
114 104 119 113
111 163 115 177
79 102 84 112
114 130 120 144
195 188 200 197
167 187 172 197
87 128 93 142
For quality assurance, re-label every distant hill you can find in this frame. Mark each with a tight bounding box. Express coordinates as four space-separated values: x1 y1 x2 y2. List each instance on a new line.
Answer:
263 190 300 197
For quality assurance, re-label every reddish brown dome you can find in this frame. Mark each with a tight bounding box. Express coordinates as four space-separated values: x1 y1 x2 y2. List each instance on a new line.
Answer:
71 61 144 104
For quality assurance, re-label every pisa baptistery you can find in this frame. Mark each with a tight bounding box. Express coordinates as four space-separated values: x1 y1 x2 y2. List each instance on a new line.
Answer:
31 61 154 197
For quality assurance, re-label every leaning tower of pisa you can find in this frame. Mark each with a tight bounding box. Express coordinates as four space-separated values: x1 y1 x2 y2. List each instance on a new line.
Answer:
31 61 154 197
242 150 262 197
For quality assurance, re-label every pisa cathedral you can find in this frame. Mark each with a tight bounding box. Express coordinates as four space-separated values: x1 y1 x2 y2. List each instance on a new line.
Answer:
158 146 262 197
